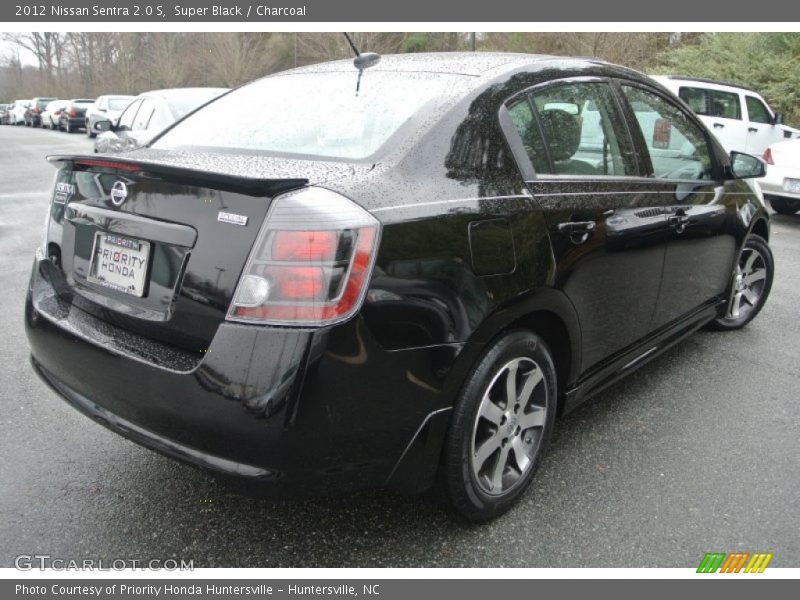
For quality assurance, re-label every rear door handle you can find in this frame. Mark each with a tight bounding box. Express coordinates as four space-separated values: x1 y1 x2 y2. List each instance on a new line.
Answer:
748 127 759 133
558 220 596 244
713 123 725 129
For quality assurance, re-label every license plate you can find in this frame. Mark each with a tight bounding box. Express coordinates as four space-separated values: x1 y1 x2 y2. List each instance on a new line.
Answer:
783 178 800 193
87 232 150 297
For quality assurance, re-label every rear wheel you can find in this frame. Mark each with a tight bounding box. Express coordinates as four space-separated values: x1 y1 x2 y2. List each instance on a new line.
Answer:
442 329 557 521
767 195 800 215
709 235 773 331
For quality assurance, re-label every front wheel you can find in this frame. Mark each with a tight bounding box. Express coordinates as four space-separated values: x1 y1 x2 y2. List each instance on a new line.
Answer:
709 235 773 331
441 329 557 521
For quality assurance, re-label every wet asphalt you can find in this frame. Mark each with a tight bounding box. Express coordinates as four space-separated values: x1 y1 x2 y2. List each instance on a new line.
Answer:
0 124 798 568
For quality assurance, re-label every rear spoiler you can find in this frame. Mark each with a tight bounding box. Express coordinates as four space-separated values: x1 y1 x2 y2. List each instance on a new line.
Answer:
47 154 309 198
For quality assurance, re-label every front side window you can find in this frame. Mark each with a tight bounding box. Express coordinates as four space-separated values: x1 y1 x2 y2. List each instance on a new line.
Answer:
623 86 714 181
132 99 156 131
746 96 772 124
508 82 635 177
678 86 741 120
118 99 141 130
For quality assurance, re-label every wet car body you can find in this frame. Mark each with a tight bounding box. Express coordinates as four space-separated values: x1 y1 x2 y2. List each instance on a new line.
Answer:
26 54 771 499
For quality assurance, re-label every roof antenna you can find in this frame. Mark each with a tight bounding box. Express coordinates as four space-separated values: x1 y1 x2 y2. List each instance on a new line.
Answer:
343 33 380 95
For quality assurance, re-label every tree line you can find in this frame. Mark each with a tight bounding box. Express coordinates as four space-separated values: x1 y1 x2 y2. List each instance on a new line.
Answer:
2 32 798 125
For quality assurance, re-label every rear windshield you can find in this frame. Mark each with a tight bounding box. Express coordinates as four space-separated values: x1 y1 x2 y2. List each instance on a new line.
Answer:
163 89 227 120
73 100 94 105
108 98 133 110
153 71 463 160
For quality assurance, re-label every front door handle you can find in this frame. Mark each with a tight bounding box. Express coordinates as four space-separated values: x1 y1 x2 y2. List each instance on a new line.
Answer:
558 220 596 244
748 127 759 133
713 123 725 129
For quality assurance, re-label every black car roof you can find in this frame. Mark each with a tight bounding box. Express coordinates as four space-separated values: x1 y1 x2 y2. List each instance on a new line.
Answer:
279 52 597 78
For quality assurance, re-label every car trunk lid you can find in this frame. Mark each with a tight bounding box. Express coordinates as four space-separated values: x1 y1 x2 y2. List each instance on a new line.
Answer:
43 151 367 353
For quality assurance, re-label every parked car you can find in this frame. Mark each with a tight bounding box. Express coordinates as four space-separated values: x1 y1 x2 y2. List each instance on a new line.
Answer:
27 54 774 521
58 99 95 133
85 95 136 138
0 104 10 125
652 76 800 156
41 100 69 130
760 138 800 214
10 99 31 125
24 97 57 127
93 87 227 153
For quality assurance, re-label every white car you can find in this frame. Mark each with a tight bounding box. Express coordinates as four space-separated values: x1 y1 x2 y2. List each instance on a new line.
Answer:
10 99 31 125
93 87 227 153
652 76 800 157
41 100 69 130
85 94 136 138
759 138 800 215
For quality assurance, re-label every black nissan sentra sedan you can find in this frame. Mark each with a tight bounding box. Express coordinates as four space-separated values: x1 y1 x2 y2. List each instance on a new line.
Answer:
26 53 773 520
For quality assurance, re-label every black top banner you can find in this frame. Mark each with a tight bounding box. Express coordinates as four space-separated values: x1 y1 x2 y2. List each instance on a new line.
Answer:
3 0 800 22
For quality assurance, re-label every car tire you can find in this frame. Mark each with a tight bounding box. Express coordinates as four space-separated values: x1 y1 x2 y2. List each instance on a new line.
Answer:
65 123 73 134
441 329 557 522
767 195 800 215
708 234 774 331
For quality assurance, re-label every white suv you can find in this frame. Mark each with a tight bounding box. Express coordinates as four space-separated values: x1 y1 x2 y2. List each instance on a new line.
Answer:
652 76 799 156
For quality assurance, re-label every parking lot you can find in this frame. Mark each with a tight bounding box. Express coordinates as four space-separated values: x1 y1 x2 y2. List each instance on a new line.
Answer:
0 124 798 568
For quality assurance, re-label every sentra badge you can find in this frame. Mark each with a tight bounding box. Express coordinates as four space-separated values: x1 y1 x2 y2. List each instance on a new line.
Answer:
217 211 248 226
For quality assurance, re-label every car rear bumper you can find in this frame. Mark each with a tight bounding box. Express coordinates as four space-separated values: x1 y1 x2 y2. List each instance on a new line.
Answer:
25 258 463 493
759 165 800 199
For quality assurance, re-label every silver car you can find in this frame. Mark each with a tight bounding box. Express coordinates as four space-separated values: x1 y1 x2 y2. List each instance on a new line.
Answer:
93 88 227 153
85 95 136 138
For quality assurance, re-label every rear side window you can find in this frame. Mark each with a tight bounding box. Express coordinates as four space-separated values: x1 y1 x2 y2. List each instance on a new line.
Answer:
678 86 741 120
623 86 714 181
745 96 772 124
508 82 635 177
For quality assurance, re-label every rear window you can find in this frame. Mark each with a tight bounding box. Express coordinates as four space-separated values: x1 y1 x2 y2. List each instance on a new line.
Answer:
154 72 464 160
162 89 227 120
678 86 741 120
108 98 133 110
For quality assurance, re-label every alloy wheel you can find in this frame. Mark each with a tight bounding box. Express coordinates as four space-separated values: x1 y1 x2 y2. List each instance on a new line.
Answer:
470 357 549 496
728 246 768 320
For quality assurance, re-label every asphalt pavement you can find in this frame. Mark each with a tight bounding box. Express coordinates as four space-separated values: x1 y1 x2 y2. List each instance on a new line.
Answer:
1 124 798 568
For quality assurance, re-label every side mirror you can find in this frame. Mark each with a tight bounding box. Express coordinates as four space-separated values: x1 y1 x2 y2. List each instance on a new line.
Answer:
773 112 784 125
729 151 766 179
94 120 113 133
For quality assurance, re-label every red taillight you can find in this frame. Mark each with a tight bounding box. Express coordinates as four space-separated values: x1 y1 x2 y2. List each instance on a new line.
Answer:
228 187 380 326
33 107 40 114
763 147 774 165
54 110 62 117
272 230 338 262
269 266 327 300
68 108 76 117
